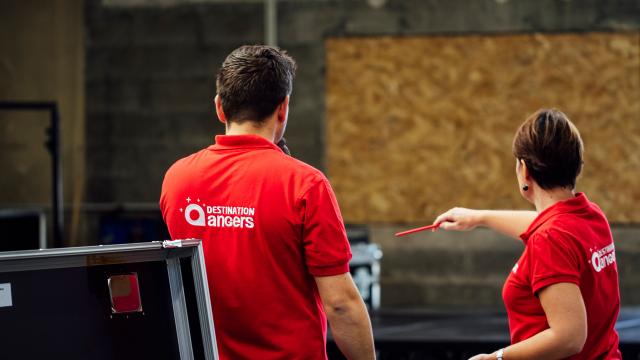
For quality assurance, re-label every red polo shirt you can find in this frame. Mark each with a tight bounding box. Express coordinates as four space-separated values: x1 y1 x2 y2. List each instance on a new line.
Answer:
160 134 352 360
502 193 621 359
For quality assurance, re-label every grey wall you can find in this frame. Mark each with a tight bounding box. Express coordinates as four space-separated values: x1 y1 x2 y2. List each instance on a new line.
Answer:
372 226 640 308
85 0 640 308
86 0 640 203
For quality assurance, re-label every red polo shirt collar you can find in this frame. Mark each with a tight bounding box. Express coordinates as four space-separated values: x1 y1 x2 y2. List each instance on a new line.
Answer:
519 192 590 243
209 134 283 153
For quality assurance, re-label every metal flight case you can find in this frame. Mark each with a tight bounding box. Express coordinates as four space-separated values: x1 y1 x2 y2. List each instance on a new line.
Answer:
0 239 218 360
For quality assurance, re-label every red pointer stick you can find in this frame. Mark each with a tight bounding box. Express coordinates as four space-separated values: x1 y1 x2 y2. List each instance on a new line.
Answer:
394 223 440 237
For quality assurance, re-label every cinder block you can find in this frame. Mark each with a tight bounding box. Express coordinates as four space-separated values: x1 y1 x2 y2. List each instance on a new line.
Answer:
146 77 214 113
620 279 640 306
130 7 200 46
85 110 220 203
101 144 176 202
278 3 347 45
265 44 326 168
85 47 118 81
87 45 233 80
399 0 523 34
281 44 325 77
85 175 116 202
86 79 147 113
399 0 639 34
198 4 263 45
344 7 403 35
86 47 144 81
85 114 114 145
611 231 640 302
86 81 109 113
614 228 640 251
83 0 640 262
369 224 640 308
380 246 519 277
86 7 133 47
381 278 506 308
285 135 323 170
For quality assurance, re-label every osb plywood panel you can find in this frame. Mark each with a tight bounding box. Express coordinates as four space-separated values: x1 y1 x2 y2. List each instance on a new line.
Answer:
326 32 640 224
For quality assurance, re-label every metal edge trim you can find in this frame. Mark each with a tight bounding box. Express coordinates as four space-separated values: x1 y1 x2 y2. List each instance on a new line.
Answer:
0 242 166 261
191 242 219 360
167 257 195 360
0 250 168 273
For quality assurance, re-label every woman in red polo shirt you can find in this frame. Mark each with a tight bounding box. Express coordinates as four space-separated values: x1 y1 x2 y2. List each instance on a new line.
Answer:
434 109 621 360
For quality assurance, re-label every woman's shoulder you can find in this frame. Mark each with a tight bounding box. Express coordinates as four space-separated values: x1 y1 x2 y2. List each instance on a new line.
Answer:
532 209 612 251
529 224 578 247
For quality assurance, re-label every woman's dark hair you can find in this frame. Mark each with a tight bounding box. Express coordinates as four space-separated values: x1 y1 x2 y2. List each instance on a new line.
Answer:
512 109 584 190
216 45 297 123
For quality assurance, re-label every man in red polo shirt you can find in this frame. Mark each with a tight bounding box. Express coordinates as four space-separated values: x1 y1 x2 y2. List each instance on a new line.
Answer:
160 45 375 360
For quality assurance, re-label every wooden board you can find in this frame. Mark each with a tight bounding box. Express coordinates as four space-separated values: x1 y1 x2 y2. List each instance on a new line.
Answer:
325 32 640 224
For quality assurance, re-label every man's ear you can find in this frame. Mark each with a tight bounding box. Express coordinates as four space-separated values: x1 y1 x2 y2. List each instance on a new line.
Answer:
276 96 289 123
214 95 227 124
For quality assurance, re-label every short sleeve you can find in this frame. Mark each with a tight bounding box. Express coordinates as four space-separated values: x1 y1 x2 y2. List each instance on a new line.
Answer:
528 229 581 294
300 177 352 277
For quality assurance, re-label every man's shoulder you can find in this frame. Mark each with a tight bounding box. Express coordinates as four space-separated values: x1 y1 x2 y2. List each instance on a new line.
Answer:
162 148 211 186
165 147 329 188
281 154 324 175
270 153 329 185
166 148 209 171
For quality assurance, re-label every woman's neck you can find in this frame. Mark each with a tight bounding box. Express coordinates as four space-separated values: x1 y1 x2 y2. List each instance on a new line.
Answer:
533 186 576 213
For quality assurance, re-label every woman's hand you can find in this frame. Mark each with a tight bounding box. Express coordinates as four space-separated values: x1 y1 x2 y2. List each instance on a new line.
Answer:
468 354 495 360
434 207 484 231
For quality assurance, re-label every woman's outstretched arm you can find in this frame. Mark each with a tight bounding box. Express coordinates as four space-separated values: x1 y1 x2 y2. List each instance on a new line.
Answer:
434 208 538 240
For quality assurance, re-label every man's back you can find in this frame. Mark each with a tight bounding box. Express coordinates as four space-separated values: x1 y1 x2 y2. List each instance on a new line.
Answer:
160 134 352 359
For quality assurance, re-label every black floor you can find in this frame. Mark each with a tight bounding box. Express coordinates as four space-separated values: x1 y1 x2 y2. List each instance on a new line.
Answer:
328 308 640 359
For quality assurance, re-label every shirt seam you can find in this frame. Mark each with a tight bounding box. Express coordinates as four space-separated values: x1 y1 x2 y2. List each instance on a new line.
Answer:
297 176 352 258
296 174 325 205
522 193 590 240
532 275 580 294
207 145 279 152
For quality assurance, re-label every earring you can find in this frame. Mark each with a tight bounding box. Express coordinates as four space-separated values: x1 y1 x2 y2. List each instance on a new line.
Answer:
522 184 529 191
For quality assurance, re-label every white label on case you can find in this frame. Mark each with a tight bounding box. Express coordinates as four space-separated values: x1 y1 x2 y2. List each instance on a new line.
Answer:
0 283 12 307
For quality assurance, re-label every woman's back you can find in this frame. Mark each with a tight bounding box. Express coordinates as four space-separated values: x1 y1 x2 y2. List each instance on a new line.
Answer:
506 193 621 359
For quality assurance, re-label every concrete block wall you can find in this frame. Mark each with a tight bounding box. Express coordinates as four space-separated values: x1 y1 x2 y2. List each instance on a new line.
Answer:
371 225 640 308
85 1 257 202
85 0 640 308
86 0 639 202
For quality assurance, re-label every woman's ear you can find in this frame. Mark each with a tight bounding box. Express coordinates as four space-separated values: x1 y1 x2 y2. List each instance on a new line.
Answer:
214 95 227 124
520 159 532 181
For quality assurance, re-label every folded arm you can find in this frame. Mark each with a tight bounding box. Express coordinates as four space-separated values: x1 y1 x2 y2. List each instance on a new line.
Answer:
470 282 587 360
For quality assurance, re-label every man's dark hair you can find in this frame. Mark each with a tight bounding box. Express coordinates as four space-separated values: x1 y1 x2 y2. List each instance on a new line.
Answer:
512 108 584 190
216 45 297 123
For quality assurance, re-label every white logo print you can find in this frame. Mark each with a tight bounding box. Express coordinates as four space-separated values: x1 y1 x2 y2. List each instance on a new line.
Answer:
589 243 616 272
180 196 255 229
185 203 206 227
511 263 519 274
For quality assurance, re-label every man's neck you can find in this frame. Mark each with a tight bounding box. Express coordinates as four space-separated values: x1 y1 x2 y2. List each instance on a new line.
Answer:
226 119 276 143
